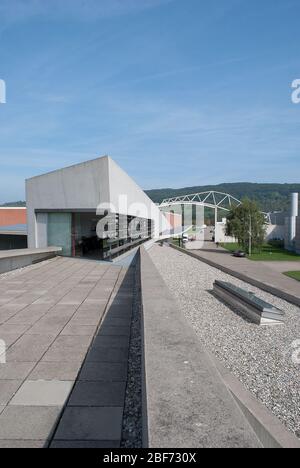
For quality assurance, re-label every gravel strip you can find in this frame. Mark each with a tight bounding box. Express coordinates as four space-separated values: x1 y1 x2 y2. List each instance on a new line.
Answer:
149 244 300 439
121 259 143 448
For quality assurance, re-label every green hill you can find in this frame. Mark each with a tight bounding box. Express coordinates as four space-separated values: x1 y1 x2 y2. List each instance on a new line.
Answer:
2 183 300 213
0 201 26 207
145 183 300 212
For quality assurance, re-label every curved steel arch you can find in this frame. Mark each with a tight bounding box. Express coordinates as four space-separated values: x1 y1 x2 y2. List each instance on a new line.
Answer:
159 191 242 212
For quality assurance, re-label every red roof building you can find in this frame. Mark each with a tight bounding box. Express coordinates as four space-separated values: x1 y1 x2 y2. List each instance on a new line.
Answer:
0 208 27 227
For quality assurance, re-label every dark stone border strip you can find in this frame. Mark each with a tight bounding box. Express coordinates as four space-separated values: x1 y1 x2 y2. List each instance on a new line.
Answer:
48 266 135 448
121 253 142 448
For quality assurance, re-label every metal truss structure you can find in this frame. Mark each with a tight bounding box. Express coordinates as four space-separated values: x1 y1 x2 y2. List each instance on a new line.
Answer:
159 191 242 212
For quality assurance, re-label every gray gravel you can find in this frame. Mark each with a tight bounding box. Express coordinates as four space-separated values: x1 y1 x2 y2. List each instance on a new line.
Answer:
149 244 300 439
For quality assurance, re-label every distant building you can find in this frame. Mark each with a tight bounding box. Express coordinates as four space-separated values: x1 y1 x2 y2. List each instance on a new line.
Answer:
0 208 27 250
284 193 299 253
0 207 27 226
26 156 169 260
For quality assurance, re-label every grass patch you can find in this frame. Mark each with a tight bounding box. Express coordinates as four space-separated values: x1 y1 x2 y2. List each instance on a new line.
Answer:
284 271 300 281
221 242 300 261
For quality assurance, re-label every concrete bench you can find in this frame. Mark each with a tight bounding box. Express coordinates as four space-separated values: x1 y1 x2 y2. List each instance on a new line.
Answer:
213 280 285 325
0 247 62 274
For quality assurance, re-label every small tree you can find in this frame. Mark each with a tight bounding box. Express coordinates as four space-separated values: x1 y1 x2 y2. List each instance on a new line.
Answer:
226 199 266 255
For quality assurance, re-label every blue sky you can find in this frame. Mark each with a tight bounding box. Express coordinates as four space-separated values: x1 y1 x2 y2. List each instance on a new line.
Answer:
0 0 300 202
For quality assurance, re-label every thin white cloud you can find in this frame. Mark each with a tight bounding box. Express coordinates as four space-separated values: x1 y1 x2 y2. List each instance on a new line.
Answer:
0 0 173 23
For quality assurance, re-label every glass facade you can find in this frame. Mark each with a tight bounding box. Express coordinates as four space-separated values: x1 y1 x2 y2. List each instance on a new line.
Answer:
45 211 153 260
47 213 72 256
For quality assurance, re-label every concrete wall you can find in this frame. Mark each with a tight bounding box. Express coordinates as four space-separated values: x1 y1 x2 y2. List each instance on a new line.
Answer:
265 224 285 241
36 213 48 248
26 156 170 248
26 157 110 248
217 221 284 244
215 221 236 243
107 158 169 238
296 217 300 254
0 247 61 274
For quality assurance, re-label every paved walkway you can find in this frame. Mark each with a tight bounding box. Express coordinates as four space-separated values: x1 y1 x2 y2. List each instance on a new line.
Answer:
0 257 134 448
181 242 300 306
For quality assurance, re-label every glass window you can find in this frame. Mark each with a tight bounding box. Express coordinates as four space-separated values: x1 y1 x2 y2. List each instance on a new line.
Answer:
47 212 72 256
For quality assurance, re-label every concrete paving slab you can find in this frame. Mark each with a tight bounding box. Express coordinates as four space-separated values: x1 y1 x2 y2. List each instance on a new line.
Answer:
71 308 106 325
0 324 29 335
41 335 92 362
80 300 108 309
106 304 132 315
86 346 129 363
79 362 128 382
6 335 55 362
0 440 46 448
93 335 130 348
0 309 25 324
107 310 132 320
0 258 133 444
0 333 23 347
54 407 123 441
0 406 62 440
0 362 36 380
25 315 73 336
0 380 22 405
68 381 126 406
70 316 103 326
98 326 131 337
54 335 92 347
58 289 93 306
29 361 82 381
102 317 131 328
41 346 88 363
9 294 46 306
50 440 120 448
0 304 28 316
7 307 50 325
10 380 74 406
60 324 95 336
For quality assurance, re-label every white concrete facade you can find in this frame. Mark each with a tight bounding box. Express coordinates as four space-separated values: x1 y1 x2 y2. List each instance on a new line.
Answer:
26 156 169 250
265 224 285 242
284 193 299 252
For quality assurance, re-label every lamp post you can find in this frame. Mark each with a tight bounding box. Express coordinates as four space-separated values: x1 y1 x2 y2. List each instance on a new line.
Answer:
249 214 252 257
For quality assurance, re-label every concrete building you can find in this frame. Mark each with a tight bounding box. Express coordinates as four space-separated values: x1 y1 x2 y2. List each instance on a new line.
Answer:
26 156 169 260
